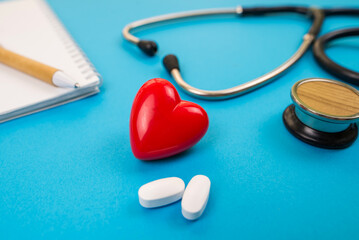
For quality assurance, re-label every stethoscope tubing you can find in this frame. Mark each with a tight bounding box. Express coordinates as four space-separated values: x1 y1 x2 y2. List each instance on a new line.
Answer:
313 28 359 85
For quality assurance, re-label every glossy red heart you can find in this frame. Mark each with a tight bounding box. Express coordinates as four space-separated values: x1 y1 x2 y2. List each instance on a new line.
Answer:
130 78 209 160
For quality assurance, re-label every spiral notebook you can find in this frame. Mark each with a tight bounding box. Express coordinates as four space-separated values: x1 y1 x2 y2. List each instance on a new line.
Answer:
0 0 102 123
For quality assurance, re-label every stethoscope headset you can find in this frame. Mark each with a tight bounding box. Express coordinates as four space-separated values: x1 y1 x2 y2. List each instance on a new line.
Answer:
123 6 359 100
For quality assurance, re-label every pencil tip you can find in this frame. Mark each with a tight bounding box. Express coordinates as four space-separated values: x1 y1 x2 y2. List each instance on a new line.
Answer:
74 83 80 88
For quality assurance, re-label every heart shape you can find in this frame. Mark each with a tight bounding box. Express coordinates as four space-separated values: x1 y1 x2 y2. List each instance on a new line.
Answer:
130 78 209 160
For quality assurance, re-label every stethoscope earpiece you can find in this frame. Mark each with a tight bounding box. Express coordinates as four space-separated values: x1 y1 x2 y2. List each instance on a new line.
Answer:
283 78 359 149
163 54 180 73
137 40 158 56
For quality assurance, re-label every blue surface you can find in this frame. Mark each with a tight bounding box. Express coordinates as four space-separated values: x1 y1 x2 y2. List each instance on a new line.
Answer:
1 0 359 239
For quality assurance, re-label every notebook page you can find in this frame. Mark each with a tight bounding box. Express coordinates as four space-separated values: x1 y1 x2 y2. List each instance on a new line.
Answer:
0 0 100 114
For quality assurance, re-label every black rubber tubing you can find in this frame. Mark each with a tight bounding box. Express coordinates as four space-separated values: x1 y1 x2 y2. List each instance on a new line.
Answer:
241 6 309 15
313 28 359 85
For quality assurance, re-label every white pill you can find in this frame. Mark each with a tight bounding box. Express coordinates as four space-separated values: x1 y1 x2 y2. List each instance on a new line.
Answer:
138 177 185 208
181 175 211 220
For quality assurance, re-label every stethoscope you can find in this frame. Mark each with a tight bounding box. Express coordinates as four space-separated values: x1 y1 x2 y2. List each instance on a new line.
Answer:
123 6 359 100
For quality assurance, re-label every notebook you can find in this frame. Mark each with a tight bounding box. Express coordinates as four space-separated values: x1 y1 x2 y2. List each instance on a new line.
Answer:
0 0 102 123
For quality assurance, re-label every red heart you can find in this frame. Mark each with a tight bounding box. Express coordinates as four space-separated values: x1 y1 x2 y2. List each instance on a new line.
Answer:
130 78 209 160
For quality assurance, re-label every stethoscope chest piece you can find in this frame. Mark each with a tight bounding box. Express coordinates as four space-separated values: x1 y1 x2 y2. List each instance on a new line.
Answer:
283 78 359 149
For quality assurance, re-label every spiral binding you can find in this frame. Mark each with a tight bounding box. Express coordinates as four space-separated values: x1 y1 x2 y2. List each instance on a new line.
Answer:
37 0 103 85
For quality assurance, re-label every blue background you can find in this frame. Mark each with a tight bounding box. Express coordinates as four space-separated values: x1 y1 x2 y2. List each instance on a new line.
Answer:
1 0 359 239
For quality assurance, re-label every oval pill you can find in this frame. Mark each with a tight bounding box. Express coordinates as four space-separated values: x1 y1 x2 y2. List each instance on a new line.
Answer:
181 175 211 220
138 177 185 208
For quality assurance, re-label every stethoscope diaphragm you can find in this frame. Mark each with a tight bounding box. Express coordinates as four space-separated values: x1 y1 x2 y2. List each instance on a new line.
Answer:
283 78 359 148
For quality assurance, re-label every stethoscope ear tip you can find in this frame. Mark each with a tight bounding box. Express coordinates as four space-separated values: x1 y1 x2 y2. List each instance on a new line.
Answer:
137 40 158 56
163 54 180 73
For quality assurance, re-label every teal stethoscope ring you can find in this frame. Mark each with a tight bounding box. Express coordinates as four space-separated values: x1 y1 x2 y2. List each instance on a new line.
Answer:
123 6 359 100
